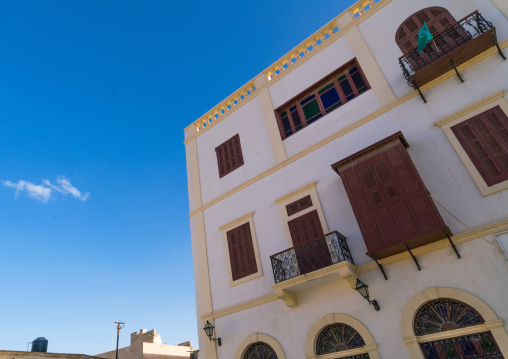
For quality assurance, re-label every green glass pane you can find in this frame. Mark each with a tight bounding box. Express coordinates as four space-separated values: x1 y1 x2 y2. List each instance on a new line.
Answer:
302 99 321 120
480 332 497 353
358 87 368 94
318 82 334 94
280 110 287 117
442 341 458 358
338 74 347 81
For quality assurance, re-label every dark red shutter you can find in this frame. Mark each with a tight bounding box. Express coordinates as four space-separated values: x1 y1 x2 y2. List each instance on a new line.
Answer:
215 134 244 178
286 195 313 216
396 7 458 54
288 210 331 275
288 210 324 246
452 106 508 186
227 222 257 281
332 133 449 259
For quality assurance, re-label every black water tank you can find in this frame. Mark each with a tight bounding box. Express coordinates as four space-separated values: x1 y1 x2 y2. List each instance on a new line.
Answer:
31 337 48 353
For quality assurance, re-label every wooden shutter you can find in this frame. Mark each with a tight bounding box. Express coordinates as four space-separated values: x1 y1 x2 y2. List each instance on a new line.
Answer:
396 7 457 54
288 210 331 275
215 134 244 178
227 222 257 281
286 195 313 216
332 132 449 259
452 106 508 186
288 210 325 246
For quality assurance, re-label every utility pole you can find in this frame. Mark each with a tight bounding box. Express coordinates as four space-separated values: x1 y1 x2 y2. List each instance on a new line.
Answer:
114 321 125 359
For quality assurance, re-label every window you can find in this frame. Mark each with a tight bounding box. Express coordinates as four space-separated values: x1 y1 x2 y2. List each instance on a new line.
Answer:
288 210 324 247
435 90 508 197
220 212 263 286
215 134 244 178
396 7 457 55
243 342 278 359
414 299 503 358
274 183 334 277
275 60 370 139
274 182 329 248
227 222 257 281
315 323 368 358
286 195 313 216
451 106 508 187
332 132 449 259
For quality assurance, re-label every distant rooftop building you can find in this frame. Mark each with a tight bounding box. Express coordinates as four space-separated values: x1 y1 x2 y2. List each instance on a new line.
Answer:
95 329 194 359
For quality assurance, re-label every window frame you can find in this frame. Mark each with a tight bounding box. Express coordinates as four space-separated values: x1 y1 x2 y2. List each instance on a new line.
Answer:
435 90 508 197
220 212 263 287
274 59 370 140
215 133 244 178
451 105 508 186
274 182 329 248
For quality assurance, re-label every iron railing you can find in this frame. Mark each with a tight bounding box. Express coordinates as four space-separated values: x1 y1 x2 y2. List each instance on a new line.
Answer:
399 11 494 86
270 231 354 284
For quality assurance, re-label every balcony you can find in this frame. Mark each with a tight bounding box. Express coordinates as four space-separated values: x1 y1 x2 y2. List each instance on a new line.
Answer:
399 11 505 97
270 231 357 307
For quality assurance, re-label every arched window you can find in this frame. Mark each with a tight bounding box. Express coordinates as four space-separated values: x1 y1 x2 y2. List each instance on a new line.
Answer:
396 7 457 55
414 298 504 358
243 342 278 359
315 323 369 358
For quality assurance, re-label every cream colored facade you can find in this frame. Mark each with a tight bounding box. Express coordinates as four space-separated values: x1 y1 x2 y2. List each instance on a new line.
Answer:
96 329 193 359
185 0 508 358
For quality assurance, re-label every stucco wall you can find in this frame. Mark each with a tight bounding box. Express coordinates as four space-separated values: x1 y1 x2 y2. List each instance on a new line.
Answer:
212 238 508 358
186 0 508 357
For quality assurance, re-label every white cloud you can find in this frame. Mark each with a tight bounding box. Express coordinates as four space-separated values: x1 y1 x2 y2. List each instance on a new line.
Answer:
2 176 90 203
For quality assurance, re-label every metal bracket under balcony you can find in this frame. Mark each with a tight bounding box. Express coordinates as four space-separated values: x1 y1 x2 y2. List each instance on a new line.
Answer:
270 231 358 307
398 11 505 103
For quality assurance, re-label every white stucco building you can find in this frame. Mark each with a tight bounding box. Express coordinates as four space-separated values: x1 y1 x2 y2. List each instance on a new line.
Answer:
96 329 195 359
184 0 508 358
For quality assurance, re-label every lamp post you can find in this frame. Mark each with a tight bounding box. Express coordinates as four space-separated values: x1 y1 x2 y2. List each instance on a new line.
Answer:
355 279 380 311
203 321 222 346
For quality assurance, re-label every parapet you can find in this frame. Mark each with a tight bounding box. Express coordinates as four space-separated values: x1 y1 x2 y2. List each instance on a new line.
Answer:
130 329 162 345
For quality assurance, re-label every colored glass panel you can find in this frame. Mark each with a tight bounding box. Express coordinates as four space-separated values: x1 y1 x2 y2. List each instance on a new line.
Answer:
316 323 366 355
301 95 321 121
339 80 355 100
319 84 341 110
290 105 302 131
414 298 485 336
243 342 278 359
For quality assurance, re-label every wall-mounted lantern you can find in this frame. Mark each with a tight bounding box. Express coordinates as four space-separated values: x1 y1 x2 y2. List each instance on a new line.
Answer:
203 320 222 346
355 279 380 311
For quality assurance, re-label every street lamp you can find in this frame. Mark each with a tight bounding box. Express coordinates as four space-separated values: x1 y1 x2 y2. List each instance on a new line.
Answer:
355 279 380 311
203 320 222 346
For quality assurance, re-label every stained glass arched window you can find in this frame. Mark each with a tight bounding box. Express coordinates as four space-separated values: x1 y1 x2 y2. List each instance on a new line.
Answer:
315 323 366 355
243 342 278 359
414 299 504 358
414 298 485 336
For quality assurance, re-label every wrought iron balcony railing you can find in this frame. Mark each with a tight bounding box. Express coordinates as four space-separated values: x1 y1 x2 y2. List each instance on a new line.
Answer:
270 231 354 284
399 10 505 100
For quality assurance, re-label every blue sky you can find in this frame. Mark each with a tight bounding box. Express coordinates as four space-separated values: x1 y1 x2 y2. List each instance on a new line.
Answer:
0 0 351 354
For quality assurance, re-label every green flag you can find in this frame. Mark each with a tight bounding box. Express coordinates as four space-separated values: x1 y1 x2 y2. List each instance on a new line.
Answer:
417 22 433 53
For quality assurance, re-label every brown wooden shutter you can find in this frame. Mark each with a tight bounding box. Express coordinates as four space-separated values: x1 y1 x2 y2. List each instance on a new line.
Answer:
215 134 245 178
287 210 331 275
332 132 449 259
452 106 508 186
395 7 457 54
288 210 324 247
286 195 313 216
227 222 257 281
